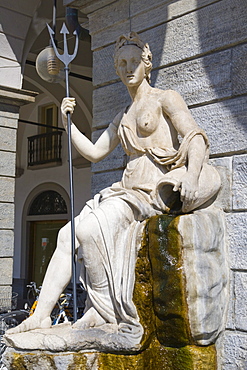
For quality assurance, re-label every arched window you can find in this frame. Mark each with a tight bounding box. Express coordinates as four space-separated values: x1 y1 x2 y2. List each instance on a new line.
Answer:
27 189 68 286
29 190 67 215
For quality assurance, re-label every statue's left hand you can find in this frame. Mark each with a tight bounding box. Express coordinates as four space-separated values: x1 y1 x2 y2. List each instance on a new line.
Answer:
173 172 199 212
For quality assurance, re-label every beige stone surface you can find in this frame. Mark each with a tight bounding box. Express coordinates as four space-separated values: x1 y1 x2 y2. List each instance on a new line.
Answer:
210 157 232 212
0 285 12 298
0 110 19 129
232 154 247 211
92 82 129 128
217 330 247 369
92 129 126 173
232 43 247 96
130 0 217 19
225 270 235 330
0 203 15 229
191 97 247 156
94 46 232 92
88 0 247 52
63 0 116 14
93 44 116 87
0 86 37 106
0 127 16 152
235 272 247 332
0 152 16 177
91 144 126 173
91 169 123 195
88 0 129 36
0 178 15 203
0 258 13 285
131 0 217 30
0 230 14 257
154 50 232 106
93 41 247 101
227 213 247 270
141 0 247 69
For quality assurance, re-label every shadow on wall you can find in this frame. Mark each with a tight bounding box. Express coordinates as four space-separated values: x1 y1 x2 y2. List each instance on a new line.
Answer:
146 0 246 157
196 0 247 154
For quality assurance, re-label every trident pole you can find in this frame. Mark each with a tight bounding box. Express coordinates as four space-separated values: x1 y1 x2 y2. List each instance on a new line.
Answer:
65 66 77 323
47 23 79 323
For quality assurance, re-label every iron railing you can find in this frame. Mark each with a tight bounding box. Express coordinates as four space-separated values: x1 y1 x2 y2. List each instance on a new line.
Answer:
28 131 62 167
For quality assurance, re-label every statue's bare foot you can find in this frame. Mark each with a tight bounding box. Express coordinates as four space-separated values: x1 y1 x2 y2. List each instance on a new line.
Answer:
72 307 106 330
6 315 51 335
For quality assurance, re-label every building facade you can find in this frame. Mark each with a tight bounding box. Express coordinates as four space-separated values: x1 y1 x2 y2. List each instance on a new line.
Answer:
0 0 246 368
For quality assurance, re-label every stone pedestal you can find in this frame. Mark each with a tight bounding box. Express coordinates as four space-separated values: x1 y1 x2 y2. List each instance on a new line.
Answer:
3 208 227 369
3 342 216 370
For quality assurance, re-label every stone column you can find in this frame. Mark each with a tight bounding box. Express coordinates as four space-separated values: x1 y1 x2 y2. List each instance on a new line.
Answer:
0 86 36 310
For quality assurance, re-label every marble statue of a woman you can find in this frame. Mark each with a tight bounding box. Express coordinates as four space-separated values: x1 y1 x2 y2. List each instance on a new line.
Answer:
7 32 220 348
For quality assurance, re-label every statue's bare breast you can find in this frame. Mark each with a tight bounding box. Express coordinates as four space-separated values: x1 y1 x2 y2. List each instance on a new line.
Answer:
125 95 178 150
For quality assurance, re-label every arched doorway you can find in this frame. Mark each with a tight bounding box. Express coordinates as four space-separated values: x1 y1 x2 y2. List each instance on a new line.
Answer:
26 189 68 287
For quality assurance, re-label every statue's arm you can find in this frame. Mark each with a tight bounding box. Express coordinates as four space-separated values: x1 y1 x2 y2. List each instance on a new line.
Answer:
61 97 120 163
161 90 207 210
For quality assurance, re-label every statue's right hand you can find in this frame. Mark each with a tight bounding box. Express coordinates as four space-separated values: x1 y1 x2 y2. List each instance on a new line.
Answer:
61 97 76 128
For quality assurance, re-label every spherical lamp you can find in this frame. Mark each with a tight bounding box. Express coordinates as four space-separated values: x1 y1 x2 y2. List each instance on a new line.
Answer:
36 45 65 83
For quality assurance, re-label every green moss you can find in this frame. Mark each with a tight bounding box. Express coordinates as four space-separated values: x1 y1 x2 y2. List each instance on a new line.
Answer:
147 215 192 346
69 353 88 369
133 224 156 349
9 353 26 370
150 339 217 370
7 340 216 369
98 340 216 370
10 352 56 369
133 214 198 348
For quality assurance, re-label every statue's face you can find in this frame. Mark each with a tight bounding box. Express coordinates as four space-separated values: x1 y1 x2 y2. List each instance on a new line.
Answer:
116 45 145 87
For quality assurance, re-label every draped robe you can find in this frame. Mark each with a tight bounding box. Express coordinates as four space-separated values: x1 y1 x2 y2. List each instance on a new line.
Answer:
75 110 210 346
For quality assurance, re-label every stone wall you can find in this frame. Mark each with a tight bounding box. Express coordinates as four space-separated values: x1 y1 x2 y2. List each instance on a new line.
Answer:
65 0 247 368
0 2 39 307
0 87 36 308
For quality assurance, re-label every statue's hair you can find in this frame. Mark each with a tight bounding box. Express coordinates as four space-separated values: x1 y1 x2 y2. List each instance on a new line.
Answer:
114 32 153 84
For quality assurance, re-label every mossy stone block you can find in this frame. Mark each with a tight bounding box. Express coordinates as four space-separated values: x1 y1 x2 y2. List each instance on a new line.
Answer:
5 342 216 370
147 215 192 346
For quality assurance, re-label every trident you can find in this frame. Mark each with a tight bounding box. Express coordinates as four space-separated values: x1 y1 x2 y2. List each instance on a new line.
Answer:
47 22 79 322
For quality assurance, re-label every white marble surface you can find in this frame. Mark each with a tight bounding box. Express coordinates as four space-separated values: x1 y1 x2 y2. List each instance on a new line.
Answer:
179 208 228 345
5 32 222 352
